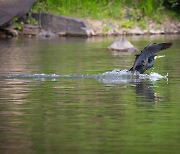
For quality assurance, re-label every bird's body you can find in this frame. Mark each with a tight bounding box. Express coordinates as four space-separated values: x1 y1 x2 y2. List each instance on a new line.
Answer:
129 43 172 74
129 54 157 74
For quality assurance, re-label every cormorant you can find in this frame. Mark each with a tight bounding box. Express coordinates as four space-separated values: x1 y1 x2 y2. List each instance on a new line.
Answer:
129 43 172 74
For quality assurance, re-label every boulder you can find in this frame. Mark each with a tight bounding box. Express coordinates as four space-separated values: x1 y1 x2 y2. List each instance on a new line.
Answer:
108 38 138 52
32 13 94 36
0 0 37 27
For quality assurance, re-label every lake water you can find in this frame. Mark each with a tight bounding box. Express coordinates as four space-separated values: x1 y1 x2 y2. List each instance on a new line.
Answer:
0 35 180 154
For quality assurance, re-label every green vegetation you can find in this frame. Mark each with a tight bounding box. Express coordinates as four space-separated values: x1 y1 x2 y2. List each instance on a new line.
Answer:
13 17 24 30
32 0 179 28
13 13 38 31
27 12 39 25
102 25 113 33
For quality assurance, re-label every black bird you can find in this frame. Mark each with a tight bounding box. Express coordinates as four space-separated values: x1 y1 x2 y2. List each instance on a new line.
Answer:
129 43 172 74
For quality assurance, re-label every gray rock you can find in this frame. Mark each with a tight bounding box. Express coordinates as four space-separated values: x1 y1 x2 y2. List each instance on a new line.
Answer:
106 29 120 36
108 38 138 52
6 29 18 37
149 29 164 34
58 31 66 36
164 23 179 34
130 27 144 35
0 28 18 38
0 0 37 27
38 31 56 38
22 24 40 35
32 13 94 36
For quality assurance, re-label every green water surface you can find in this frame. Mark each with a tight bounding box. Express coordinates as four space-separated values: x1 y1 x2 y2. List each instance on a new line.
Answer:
0 35 180 154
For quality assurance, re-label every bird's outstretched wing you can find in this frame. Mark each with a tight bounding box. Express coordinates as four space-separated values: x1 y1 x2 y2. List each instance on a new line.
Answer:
132 43 172 71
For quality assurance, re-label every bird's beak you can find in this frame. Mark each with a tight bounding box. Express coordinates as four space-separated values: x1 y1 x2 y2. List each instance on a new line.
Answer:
154 55 165 59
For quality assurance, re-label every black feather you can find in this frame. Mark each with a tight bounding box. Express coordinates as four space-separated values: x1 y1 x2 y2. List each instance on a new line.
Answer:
131 43 172 73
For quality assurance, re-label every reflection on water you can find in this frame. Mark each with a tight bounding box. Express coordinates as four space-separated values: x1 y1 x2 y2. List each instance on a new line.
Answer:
0 35 180 154
133 80 160 102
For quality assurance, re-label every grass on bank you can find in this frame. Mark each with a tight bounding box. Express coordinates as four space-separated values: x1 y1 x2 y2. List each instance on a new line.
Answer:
32 0 179 29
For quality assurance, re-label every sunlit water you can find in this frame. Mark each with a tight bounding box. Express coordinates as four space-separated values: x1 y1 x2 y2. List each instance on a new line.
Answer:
0 35 180 154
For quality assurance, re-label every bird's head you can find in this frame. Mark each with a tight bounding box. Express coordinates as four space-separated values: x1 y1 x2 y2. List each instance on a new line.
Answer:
154 55 165 60
148 54 165 63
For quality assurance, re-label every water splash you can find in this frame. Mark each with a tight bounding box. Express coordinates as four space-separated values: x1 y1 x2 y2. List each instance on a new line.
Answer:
148 72 168 81
0 69 167 83
97 69 167 84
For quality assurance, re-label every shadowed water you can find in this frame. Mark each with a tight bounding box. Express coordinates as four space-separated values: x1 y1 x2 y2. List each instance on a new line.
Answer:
0 35 180 154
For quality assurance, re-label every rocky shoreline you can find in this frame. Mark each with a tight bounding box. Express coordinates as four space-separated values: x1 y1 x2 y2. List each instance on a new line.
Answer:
88 18 180 36
0 0 179 38
1 12 180 38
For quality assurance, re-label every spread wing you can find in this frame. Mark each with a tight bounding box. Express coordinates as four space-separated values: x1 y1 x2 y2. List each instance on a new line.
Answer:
132 43 172 71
